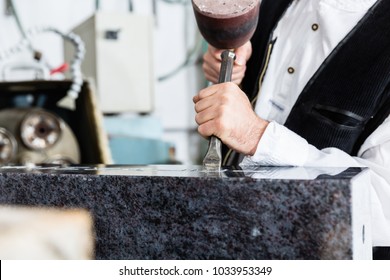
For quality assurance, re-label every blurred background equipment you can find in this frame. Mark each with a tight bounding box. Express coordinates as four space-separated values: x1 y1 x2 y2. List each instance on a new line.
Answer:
0 0 207 165
1 0 86 110
103 114 178 164
64 11 154 114
0 80 112 165
0 24 86 111
0 127 17 163
0 108 80 165
0 0 111 166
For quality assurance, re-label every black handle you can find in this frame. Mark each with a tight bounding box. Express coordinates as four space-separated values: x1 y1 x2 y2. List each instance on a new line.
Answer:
218 50 236 83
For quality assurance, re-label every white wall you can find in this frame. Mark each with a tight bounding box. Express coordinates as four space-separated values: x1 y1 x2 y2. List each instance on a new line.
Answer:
0 0 207 165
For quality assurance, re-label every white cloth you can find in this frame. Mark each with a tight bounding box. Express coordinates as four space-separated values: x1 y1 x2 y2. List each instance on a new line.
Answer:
241 0 390 246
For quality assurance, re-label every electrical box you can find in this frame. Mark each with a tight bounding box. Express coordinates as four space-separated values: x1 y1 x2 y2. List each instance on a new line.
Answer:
64 12 155 114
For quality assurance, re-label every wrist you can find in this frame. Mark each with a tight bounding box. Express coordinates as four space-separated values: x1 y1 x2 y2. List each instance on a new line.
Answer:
247 117 269 156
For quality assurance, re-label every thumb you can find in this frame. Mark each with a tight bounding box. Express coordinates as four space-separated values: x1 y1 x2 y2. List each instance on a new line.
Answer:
234 41 252 66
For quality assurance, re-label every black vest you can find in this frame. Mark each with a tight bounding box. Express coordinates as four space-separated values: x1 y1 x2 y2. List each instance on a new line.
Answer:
223 0 390 166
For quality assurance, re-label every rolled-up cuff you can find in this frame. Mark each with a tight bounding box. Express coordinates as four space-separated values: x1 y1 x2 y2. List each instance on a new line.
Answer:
241 121 309 166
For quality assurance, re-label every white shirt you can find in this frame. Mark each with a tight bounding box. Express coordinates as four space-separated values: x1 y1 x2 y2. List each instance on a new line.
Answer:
241 0 390 246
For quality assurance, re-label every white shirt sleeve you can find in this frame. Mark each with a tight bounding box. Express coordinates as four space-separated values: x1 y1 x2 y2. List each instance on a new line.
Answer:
241 121 362 167
241 115 390 246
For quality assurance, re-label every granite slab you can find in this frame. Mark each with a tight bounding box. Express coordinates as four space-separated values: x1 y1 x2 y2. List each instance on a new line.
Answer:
0 165 372 260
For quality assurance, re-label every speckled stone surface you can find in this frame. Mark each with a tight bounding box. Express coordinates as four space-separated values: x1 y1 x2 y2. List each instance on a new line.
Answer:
0 165 371 260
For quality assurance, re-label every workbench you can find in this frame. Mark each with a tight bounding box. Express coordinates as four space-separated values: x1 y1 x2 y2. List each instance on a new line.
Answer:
0 165 372 259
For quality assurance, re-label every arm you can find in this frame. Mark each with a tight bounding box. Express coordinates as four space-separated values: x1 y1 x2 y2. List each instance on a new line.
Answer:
196 41 264 154
193 75 390 247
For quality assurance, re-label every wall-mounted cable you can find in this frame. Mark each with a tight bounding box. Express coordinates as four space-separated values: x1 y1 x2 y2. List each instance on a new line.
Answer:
7 0 38 59
95 0 101 11
128 0 134 12
0 26 86 111
157 0 202 82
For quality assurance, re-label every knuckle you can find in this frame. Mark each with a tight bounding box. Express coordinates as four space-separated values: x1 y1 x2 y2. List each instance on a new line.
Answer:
220 91 235 105
194 103 199 113
198 124 210 137
197 126 204 136
194 113 201 124
219 95 229 105
222 81 236 91
198 88 207 99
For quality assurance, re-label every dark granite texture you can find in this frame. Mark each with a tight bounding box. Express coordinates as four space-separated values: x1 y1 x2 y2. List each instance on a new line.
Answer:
0 165 369 260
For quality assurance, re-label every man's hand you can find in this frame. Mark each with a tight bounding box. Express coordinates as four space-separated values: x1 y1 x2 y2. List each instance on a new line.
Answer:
202 41 252 85
193 82 269 156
